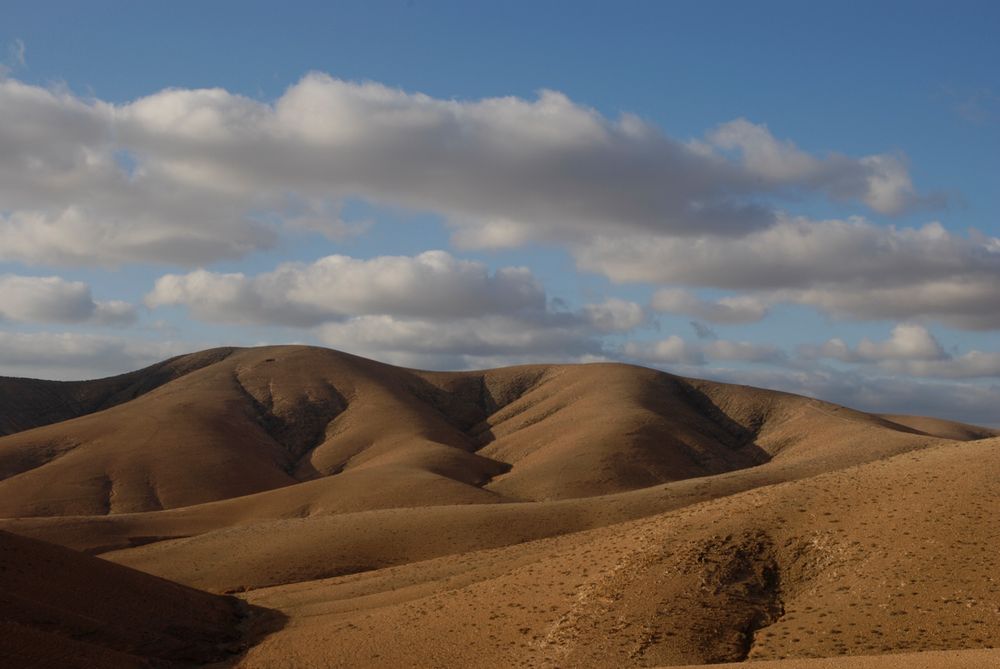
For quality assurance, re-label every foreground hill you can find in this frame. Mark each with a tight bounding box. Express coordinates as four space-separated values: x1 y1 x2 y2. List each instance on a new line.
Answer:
0 345 997 668
0 529 276 668
670 650 1000 669
189 436 1000 667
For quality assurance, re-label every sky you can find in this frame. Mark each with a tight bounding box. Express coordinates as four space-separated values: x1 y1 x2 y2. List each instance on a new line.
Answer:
1 1 1000 425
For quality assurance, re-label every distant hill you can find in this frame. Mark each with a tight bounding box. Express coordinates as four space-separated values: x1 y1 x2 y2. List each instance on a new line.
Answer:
3 345 993 518
0 347 236 436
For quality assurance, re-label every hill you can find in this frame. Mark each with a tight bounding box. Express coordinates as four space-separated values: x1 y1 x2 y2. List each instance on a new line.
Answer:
0 348 236 437
0 529 279 668
0 345 996 668
0 345 971 518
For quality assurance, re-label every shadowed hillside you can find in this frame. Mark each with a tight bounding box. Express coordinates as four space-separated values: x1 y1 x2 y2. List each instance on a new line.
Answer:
0 529 282 668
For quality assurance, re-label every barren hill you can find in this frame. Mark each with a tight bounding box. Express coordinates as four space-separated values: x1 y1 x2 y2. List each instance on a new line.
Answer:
0 347 236 437
1 345 997 668
0 529 277 668
0 345 974 518
98 434 999 668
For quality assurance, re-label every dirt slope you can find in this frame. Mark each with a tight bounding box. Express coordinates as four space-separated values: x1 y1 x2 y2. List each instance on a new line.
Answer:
1 345 996 669
0 345 970 519
878 413 999 441
0 347 236 437
0 346 510 517
672 649 1000 668
0 529 278 668
218 436 1000 668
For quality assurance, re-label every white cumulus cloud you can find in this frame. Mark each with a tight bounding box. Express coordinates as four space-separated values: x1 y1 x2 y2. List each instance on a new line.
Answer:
802 324 947 363
706 119 926 215
0 75 930 267
802 324 1000 380
579 217 1000 330
145 251 656 368
0 332 186 380
0 274 135 325
146 251 546 325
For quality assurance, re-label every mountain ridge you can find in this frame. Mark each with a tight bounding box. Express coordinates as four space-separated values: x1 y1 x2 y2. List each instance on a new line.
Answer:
4 345 992 519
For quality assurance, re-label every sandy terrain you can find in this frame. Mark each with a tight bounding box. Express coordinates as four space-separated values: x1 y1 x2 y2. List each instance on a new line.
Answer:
0 345 996 667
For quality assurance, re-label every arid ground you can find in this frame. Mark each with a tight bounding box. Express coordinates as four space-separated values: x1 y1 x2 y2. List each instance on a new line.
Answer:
1 345 997 668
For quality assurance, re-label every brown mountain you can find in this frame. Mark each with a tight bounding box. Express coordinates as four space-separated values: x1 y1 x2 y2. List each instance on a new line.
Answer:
0 345 997 668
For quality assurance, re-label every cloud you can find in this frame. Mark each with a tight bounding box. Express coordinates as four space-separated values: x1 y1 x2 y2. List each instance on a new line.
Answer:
622 335 783 366
579 217 992 288
802 324 947 363
690 321 717 340
802 324 1000 380
621 335 788 366
705 365 1000 428
316 314 604 370
622 336 705 366
581 298 646 333
703 339 786 363
632 324 1000 385
0 331 185 380
0 75 927 266
0 79 275 266
880 351 1000 379
706 119 926 215
281 198 373 240
651 288 768 324
580 216 1000 330
145 251 651 368
785 276 1000 330
93 301 138 326
146 250 546 325
0 274 136 325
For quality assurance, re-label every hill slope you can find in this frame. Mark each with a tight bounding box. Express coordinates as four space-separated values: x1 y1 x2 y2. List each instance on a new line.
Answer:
0 345 977 519
212 436 999 667
0 347 236 437
1 345 997 669
0 529 278 668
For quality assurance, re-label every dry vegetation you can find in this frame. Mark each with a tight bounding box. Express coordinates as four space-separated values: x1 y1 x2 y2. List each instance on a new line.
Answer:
0 345 997 667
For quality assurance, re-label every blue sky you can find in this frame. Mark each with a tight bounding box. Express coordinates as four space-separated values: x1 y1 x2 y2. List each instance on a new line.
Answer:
1 1 999 424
